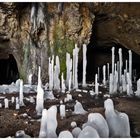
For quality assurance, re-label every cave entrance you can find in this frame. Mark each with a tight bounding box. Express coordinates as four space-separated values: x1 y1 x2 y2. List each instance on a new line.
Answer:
0 54 19 85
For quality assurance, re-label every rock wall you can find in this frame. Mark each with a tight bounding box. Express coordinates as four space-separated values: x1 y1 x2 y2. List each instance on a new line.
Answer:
0 2 140 83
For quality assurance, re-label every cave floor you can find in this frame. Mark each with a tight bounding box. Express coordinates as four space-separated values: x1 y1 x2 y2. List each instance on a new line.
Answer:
0 85 140 138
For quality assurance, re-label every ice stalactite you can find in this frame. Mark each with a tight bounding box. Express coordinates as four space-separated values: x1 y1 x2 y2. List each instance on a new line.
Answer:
30 3 45 31
82 44 87 87
30 3 36 31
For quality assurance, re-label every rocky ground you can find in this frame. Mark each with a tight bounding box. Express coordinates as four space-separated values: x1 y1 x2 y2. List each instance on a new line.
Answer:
0 84 140 138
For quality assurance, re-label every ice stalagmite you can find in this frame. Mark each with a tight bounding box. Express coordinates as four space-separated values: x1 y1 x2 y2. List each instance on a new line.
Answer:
83 113 109 138
49 56 54 90
109 73 113 94
46 105 58 138
103 65 106 86
28 74 32 85
82 44 87 87
4 98 9 108
126 72 133 96
39 109 48 138
135 79 140 97
107 63 109 81
122 75 127 92
118 48 123 85
72 127 81 138
19 79 25 106
60 104 66 119
78 126 100 138
112 47 115 75
73 44 79 89
104 98 130 138
61 73 66 93
95 74 99 95
36 66 44 116
73 100 87 115
54 56 60 90
66 53 72 89
129 50 132 81
59 131 73 138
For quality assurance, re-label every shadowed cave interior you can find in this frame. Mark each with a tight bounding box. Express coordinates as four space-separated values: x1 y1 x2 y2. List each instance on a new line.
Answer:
0 53 19 85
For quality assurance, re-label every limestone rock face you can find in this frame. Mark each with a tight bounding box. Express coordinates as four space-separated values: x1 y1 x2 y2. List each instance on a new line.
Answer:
0 3 140 83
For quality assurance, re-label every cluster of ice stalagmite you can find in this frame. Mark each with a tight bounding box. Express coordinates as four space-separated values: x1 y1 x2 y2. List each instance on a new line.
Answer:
36 66 44 116
104 98 130 137
108 47 133 95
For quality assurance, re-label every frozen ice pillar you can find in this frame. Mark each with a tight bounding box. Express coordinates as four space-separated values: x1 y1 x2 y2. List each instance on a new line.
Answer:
82 44 87 87
36 66 44 116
